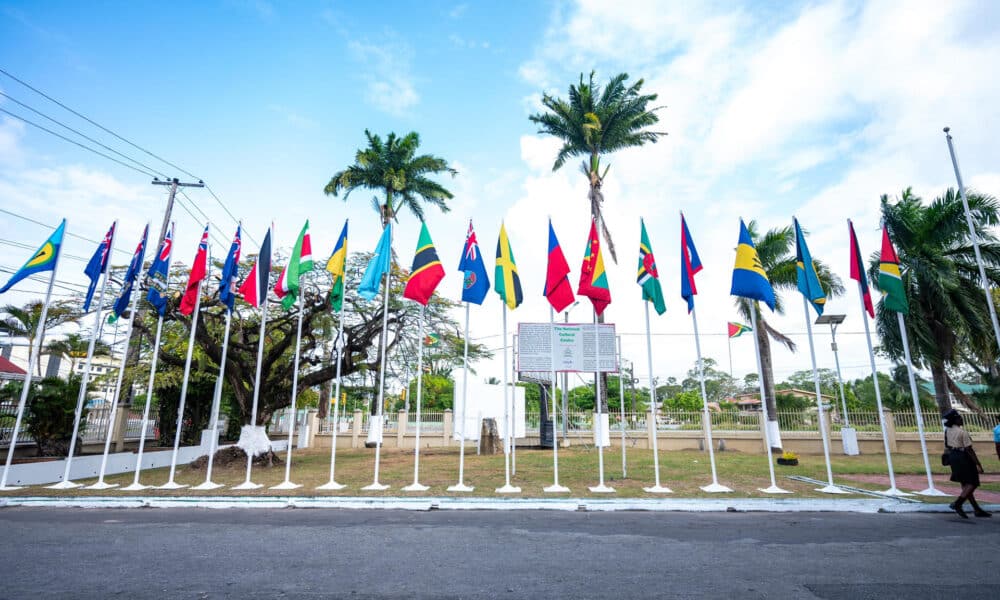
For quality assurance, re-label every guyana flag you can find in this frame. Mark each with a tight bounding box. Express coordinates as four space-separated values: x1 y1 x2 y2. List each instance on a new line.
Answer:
403 221 445 306
578 219 611 316
878 224 908 314
326 221 348 311
494 222 523 310
727 321 752 338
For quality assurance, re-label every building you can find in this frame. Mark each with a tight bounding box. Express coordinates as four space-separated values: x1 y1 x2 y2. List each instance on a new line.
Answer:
728 388 834 411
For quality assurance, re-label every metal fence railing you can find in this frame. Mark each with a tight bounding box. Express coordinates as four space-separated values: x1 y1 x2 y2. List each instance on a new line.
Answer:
1 404 157 447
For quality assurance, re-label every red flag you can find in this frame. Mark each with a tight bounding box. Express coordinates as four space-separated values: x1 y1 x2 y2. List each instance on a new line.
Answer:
848 220 875 318
238 261 260 308
180 225 209 316
403 221 445 306
577 220 611 316
544 220 574 312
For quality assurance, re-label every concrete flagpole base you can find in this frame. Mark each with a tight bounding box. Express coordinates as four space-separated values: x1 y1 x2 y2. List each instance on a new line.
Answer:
156 481 188 490
759 485 793 494
46 481 82 490
401 482 429 492
643 485 673 494
882 487 914 497
495 484 521 494
316 481 347 491
85 482 118 490
121 483 150 492
543 484 570 493
446 483 474 493
588 484 616 493
700 483 733 493
191 481 225 491
232 481 263 491
916 487 950 497
361 482 389 491
0 485 24 492
270 481 302 490
816 485 850 495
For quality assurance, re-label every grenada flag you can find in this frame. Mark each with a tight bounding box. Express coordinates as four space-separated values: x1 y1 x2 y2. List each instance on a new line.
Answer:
578 219 611 316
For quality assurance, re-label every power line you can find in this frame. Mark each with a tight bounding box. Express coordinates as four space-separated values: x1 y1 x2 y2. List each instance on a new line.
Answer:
0 238 90 263
0 208 131 257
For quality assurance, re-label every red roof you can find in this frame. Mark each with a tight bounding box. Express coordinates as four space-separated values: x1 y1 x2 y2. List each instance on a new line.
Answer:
0 355 26 375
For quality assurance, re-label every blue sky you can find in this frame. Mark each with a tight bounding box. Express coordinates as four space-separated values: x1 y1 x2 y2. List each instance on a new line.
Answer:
3 0 1000 387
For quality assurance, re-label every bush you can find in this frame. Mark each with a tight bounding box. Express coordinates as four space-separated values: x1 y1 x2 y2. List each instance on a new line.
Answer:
0 375 88 456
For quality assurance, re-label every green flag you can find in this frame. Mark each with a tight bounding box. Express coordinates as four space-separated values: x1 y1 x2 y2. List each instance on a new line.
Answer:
637 219 666 315
878 225 908 314
275 220 314 310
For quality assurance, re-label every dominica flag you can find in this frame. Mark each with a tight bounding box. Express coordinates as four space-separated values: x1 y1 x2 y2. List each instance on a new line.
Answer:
404 221 445 306
728 321 752 338
637 219 666 315
848 219 875 318
494 222 523 310
82 222 115 311
794 218 826 315
275 220 314 310
878 224 908 314
326 221 348 311
578 219 611 316
730 219 775 310
0 219 65 294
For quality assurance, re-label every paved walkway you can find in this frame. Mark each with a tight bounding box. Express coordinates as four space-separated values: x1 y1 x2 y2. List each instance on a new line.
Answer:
842 473 1000 502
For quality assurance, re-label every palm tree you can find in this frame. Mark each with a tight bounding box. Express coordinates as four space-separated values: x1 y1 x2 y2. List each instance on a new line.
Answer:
871 187 1000 415
528 71 664 263
734 222 844 450
45 332 111 374
0 301 80 376
324 130 456 228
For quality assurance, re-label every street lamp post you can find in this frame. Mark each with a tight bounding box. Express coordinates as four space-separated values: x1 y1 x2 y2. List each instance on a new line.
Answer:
816 313 858 456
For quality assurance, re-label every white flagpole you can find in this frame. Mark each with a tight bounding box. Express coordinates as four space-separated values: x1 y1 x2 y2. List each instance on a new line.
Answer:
121 315 163 491
589 311 614 493
0 226 64 491
803 297 846 494
727 334 734 378
692 304 729 493
50 221 117 489
234 278 269 490
402 304 429 491
447 302 474 492
193 308 232 491
496 307 519 493
617 335 627 479
897 312 947 496
642 302 669 493
511 333 517 475
944 127 1000 352
544 307 568 492
749 307 790 494
318 300 348 490
362 268 392 491
272 291 306 490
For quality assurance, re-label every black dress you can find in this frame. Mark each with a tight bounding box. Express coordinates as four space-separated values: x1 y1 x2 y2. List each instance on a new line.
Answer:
947 427 980 486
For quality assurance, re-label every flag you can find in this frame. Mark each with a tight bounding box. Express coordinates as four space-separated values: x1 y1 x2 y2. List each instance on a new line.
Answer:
358 223 392 301
680 213 702 313
578 220 611 316
458 220 490 305
424 332 441 347
404 221 445 306
730 219 775 310
110 224 148 321
180 225 209 316
219 225 242 311
82 222 115 311
878 224 908 314
275 221 314 310
238 228 271 308
146 223 173 317
0 219 66 294
544 220 574 313
326 221 348 311
637 219 666 316
794 218 826 315
728 321 752 338
494 223 523 310
849 220 875 318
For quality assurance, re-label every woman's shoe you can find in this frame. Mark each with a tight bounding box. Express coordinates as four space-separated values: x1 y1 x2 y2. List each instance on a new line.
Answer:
973 509 992 518
950 502 969 519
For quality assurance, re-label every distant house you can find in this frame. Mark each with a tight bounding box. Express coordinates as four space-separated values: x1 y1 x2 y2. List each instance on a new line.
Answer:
919 381 989 412
0 355 27 383
727 388 834 411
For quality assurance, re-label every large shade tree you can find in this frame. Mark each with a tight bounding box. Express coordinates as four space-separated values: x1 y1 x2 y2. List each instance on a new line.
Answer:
734 222 844 450
871 187 1000 415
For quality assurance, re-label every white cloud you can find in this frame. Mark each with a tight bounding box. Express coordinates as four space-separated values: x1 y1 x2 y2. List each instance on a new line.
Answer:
267 104 318 129
349 36 420 117
0 114 26 166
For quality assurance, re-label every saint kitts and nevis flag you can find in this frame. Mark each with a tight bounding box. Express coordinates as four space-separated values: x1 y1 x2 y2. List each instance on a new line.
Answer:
637 218 665 315
878 224 908 314
0 219 66 295
794 218 826 315
578 219 611 315
326 221 348 311
82 221 115 311
848 219 875 318
403 221 445 306
146 223 174 317
730 219 776 310
111 224 148 322
275 221 314 309
494 223 523 310
237 227 272 309
544 220 574 313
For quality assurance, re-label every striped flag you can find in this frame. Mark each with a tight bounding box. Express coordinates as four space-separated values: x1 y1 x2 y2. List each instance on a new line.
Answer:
848 220 875 318
494 223 523 310
326 221 348 311
878 224 908 314
404 221 445 306
578 219 611 316
180 225 209 316
238 228 272 309
544 220 575 313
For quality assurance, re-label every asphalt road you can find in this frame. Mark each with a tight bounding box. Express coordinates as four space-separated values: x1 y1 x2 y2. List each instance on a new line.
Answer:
0 508 998 599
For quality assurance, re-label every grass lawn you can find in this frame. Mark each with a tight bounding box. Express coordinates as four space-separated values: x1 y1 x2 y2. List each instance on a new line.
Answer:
16 445 1000 500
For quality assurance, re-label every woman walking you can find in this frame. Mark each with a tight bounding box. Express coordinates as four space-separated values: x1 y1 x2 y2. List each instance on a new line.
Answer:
944 409 990 519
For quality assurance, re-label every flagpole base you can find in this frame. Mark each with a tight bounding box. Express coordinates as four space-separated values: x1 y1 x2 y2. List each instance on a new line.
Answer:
916 487 950 497
156 481 188 490
361 482 389 491
232 481 263 491
85 481 118 490
270 481 302 490
317 481 347 491
121 483 150 492
192 481 225 491
699 483 733 494
0 485 24 492
882 487 914 497
401 482 429 492
495 484 521 494
446 483 474 493
816 485 850 495
543 484 570 493
759 485 793 494
588 484 616 493
46 480 82 490
643 485 673 494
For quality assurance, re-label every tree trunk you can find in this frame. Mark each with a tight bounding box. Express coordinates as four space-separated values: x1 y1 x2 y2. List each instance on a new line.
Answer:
317 377 331 421
756 319 782 452
929 361 951 415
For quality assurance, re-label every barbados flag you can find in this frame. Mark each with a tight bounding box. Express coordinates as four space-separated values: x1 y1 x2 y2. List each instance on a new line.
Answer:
0 219 65 294
494 222 523 310
730 219 775 310
794 218 826 315
403 221 445 306
578 219 611 316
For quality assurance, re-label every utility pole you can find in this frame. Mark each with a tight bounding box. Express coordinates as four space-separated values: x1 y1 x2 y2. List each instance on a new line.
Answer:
152 177 204 248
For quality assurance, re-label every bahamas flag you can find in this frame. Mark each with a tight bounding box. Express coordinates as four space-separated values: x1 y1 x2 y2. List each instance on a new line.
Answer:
794 218 826 315
637 219 665 315
878 224 908 314
578 219 611 316
326 221 348 311
494 223 523 310
730 219 775 310
404 221 445 306
0 219 65 294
